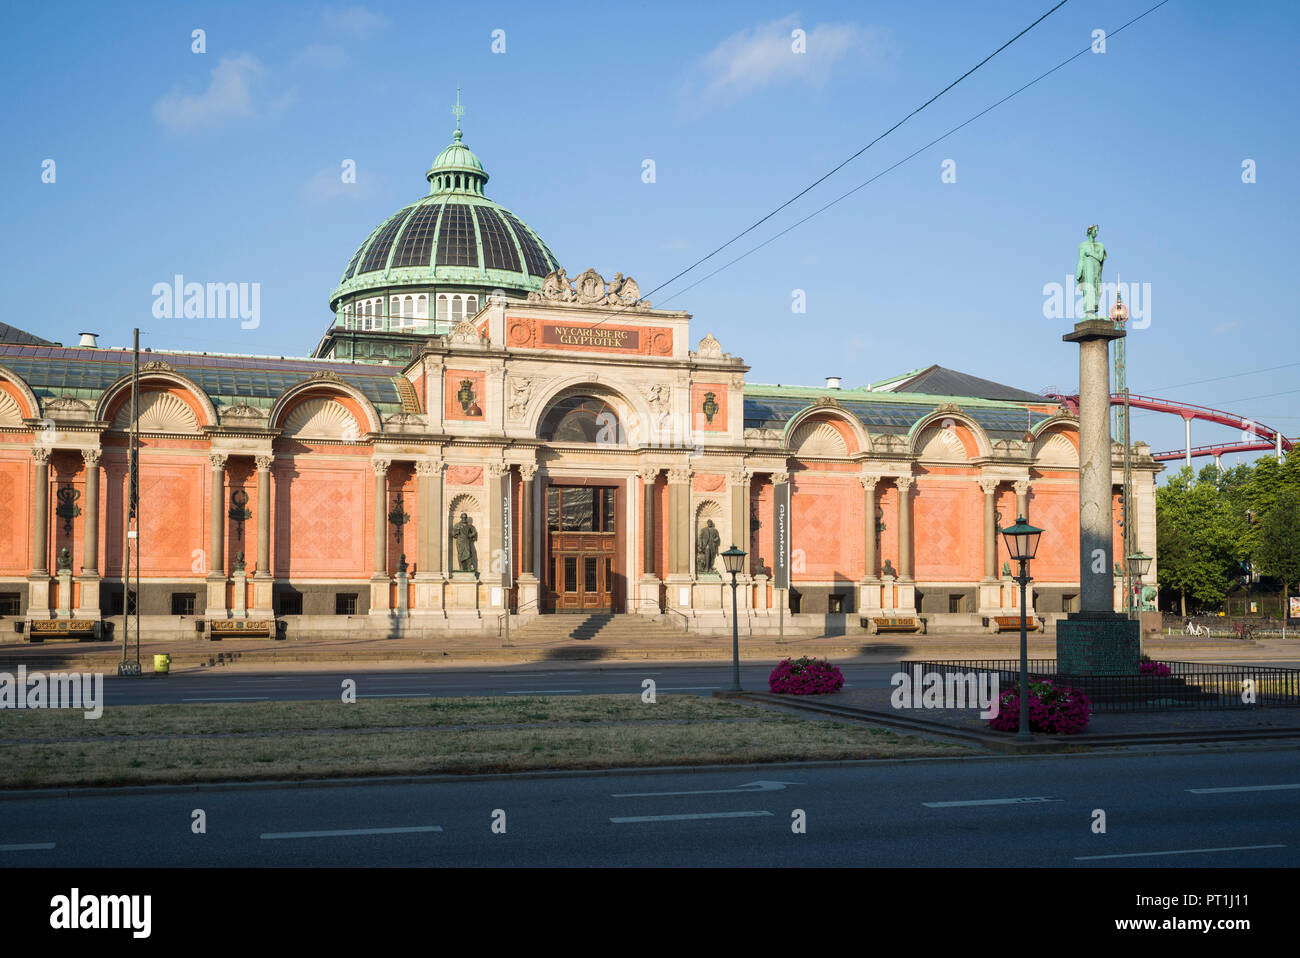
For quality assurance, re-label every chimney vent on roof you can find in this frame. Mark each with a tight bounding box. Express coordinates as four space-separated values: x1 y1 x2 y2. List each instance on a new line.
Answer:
825 376 842 390
77 332 98 348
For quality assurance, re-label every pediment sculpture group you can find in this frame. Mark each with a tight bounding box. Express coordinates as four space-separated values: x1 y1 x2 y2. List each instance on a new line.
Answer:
528 268 650 309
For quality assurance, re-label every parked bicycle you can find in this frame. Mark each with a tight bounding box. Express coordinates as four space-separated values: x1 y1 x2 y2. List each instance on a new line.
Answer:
1184 620 1209 637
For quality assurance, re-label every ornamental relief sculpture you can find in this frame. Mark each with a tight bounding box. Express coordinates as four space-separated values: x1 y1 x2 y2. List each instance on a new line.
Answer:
527 267 650 309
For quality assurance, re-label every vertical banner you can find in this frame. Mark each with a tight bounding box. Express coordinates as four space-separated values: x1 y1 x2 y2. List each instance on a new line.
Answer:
773 481 790 591
501 473 513 590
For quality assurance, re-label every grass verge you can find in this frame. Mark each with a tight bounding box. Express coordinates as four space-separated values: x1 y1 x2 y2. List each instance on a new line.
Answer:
1 694 970 788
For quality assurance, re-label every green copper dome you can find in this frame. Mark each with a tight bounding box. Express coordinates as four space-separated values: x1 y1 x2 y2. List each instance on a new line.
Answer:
330 126 560 312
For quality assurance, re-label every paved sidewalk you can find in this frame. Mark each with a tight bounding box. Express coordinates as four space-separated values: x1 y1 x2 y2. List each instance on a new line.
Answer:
0 630 1294 672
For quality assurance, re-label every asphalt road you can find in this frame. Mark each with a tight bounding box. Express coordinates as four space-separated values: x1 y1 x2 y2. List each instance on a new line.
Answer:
3 748 1296 867
90 662 904 705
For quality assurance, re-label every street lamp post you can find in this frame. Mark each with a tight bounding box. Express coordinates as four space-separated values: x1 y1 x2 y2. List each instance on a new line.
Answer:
1127 549 1153 620
722 544 747 692
1000 516 1044 742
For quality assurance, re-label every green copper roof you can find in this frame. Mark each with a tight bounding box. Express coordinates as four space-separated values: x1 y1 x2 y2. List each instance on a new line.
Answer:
331 124 560 309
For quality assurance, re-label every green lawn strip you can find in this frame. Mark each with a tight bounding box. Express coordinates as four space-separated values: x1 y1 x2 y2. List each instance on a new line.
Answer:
1 719 969 789
0 694 769 741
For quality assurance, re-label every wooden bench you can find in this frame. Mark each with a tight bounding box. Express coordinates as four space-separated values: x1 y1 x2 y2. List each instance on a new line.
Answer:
986 614 1042 634
208 619 276 640
863 616 925 635
26 618 98 642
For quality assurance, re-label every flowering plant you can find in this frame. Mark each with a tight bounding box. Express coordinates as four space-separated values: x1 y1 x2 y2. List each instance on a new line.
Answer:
768 657 844 695
986 679 1091 734
1138 660 1171 677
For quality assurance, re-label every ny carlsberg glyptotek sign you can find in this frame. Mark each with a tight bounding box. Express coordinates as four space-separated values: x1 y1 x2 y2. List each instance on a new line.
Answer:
773 481 790 590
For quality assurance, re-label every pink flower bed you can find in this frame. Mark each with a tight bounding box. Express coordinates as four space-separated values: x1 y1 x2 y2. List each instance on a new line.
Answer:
768 657 844 695
986 679 1091 735
1139 660 1171 677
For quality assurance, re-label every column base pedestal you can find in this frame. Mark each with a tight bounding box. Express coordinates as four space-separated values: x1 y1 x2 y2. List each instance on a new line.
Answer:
636 575 662 614
252 573 273 614
1056 611 1140 675
206 575 228 618
515 573 540 616
413 573 446 613
74 576 102 620
368 574 391 615
858 577 882 613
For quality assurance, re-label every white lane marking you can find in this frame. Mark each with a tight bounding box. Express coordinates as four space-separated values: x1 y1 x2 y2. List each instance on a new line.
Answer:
181 696 271 702
504 689 583 695
923 797 1062 808
1188 784 1300 794
358 692 434 698
610 811 774 824
656 686 720 691
0 842 55 851
260 826 443 840
1075 844 1286 861
615 781 801 798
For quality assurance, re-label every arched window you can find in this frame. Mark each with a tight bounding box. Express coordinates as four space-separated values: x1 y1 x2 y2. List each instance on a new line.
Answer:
436 295 448 324
417 294 427 318
465 295 478 316
403 296 413 325
451 295 463 323
539 395 624 444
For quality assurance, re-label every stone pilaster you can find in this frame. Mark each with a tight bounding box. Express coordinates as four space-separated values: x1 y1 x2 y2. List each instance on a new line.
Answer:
413 459 445 613
516 463 539 614
894 475 916 615
728 466 752 610
253 455 274 614
638 467 661 614
206 453 229 616
858 474 881 613
75 449 102 618
978 478 1003 614
369 457 391 614
665 467 692 612
1014 479 1030 523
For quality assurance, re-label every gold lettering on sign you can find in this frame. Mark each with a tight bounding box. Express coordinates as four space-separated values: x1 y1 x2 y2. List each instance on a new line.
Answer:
541 323 640 350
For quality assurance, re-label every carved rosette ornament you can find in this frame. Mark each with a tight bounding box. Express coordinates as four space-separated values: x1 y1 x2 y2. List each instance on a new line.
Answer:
140 360 174 373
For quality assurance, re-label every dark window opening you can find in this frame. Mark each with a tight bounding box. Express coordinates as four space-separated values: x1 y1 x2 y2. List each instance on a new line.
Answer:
788 589 802 614
335 593 358 616
170 593 196 616
277 591 303 616
546 486 616 532
828 593 845 614
0 593 20 616
539 396 623 444
108 589 138 616
948 594 964 614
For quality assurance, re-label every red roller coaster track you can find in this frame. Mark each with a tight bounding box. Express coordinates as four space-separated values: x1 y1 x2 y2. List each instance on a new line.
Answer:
1042 392 1294 463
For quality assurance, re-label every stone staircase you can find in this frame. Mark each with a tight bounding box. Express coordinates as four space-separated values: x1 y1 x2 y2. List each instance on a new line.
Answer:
508 612 690 643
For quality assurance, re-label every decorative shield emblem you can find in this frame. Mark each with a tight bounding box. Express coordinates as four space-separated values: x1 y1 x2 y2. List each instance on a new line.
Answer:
456 379 476 413
701 391 719 424
56 486 81 534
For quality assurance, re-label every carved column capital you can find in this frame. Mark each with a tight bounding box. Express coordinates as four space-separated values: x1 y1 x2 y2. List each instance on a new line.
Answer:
209 453 228 471
638 466 661 484
1013 479 1030 496
978 478 999 496
32 445 51 466
485 461 508 479
859 473 880 492
895 475 914 492
81 448 101 467
771 470 790 485
371 457 391 476
727 467 751 486
518 463 538 482
667 468 691 485
254 455 274 472
414 459 444 478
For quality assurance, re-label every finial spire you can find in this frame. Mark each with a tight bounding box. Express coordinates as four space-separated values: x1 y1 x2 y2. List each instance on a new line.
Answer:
451 87 464 141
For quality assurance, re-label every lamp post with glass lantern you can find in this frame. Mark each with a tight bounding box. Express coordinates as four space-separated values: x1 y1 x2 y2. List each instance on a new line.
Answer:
722 544 747 692
1000 516 1044 742
1127 550 1152 616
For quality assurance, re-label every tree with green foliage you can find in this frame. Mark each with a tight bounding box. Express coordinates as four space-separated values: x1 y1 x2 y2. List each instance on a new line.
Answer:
1156 467 1240 615
1255 488 1300 632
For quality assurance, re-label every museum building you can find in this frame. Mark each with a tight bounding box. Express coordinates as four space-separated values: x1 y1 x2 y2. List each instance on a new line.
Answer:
0 122 1159 640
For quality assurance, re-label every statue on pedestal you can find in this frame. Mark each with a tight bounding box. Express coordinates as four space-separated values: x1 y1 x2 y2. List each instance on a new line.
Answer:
696 519 720 575
451 513 478 574
1075 224 1107 318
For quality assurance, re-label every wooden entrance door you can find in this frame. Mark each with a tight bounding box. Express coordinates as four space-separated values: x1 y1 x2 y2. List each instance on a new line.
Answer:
551 535 615 612
545 485 619 613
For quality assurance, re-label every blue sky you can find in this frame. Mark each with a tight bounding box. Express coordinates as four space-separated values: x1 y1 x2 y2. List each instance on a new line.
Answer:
2 0 1296 467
